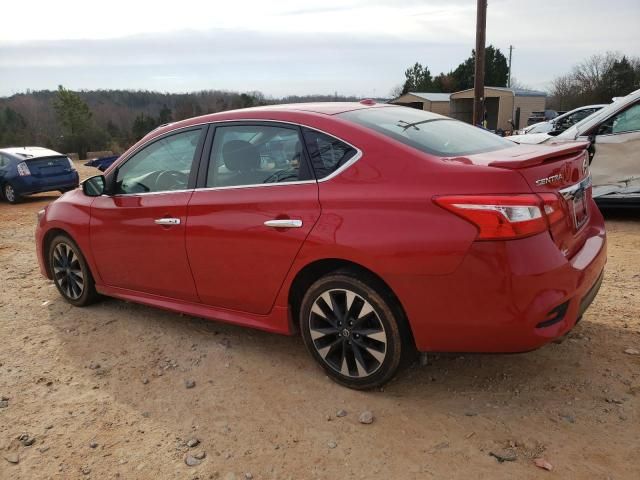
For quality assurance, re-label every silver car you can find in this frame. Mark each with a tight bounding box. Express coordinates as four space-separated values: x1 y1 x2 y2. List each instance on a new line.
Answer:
510 89 640 206
516 104 607 135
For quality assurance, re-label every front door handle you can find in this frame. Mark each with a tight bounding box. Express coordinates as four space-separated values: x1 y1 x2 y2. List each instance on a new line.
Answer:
154 218 181 225
264 219 303 229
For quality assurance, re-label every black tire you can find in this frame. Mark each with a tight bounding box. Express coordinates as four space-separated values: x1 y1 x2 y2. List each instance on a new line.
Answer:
48 234 99 307
300 271 409 390
3 183 20 204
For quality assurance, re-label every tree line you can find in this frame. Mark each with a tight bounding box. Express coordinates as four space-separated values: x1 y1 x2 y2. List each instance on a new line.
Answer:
547 52 640 110
0 88 357 158
395 48 640 112
2 50 638 158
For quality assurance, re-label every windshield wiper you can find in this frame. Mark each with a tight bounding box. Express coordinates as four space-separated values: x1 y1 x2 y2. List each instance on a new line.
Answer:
396 119 441 132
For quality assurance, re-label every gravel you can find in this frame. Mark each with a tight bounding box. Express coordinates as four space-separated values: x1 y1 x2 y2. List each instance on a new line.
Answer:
358 411 374 424
185 454 202 466
186 438 200 448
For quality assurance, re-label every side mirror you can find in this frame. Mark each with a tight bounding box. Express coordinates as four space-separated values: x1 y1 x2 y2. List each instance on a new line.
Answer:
82 175 106 197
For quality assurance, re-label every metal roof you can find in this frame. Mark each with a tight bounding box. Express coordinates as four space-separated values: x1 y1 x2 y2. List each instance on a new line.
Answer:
406 92 451 102
452 86 547 97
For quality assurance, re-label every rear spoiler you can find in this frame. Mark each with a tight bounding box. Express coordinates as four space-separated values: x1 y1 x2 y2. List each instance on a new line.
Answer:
489 141 589 169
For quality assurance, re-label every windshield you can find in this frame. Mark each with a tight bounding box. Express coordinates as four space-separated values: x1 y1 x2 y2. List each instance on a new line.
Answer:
527 122 552 134
339 106 513 156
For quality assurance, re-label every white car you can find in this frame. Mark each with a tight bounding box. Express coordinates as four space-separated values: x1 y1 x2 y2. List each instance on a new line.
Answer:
516 104 606 135
510 89 640 205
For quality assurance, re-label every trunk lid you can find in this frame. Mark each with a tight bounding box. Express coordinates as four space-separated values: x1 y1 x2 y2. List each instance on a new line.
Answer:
25 156 74 178
464 142 592 258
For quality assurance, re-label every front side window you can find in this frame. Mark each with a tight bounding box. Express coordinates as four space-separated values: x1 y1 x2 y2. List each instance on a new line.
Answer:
339 106 513 156
598 103 640 135
302 128 357 179
115 128 202 194
207 125 311 187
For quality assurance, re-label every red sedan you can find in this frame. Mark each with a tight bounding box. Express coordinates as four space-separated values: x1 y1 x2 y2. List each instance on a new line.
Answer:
35 102 606 389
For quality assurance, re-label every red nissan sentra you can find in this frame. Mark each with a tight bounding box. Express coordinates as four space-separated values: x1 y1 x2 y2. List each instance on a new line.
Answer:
35 102 606 389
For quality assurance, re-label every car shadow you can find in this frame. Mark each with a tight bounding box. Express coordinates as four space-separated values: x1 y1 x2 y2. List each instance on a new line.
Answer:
6 193 62 205
46 293 637 413
600 206 640 221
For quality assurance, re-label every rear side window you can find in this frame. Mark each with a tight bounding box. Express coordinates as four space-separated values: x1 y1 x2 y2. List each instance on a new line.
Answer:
207 124 313 188
339 107 513 157
302 128 357 179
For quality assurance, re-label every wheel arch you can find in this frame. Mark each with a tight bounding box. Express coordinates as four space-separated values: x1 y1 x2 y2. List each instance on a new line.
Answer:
287 258 416 349
41 227 76 279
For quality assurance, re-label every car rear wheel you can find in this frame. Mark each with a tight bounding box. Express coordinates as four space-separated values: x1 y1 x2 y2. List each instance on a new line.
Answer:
300 271 407 390
3 184 20 204
48 235 98 307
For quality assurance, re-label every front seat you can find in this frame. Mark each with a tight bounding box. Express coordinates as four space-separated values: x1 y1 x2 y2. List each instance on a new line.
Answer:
222 140 266 186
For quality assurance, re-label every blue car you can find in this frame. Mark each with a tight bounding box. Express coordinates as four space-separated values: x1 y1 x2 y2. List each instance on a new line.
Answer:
0 147 79 204
84 154 119 172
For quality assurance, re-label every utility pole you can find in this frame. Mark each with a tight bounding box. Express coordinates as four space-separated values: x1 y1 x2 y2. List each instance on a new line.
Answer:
507 45 514 88
473 0 487 126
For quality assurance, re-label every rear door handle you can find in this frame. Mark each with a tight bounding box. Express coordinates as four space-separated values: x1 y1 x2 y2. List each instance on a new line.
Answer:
264 219 303 228
154 218 181 225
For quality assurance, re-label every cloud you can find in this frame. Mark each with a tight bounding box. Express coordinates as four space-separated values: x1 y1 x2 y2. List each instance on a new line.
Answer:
0 0 638 96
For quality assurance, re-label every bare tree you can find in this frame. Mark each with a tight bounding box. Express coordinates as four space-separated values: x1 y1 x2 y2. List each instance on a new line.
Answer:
549 51 640 110
389 84 404 99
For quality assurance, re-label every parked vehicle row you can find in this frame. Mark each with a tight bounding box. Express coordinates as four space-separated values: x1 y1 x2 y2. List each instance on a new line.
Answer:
35 101 606 389
510 88 640 206
517 104 607 135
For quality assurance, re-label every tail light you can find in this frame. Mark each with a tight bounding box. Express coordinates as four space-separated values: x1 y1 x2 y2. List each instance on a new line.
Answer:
17 161 31 176
434 194 566 240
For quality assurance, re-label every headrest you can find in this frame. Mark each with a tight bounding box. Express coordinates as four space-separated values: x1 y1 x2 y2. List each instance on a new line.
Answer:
222 140 260 172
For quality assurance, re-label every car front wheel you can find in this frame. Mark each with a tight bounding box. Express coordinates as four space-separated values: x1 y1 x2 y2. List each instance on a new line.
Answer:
48 235 98 307
3 183 20 204
300 271 408 390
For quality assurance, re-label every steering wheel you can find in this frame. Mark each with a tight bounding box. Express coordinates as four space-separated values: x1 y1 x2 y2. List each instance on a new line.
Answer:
263 169 298 183
156 170 188 190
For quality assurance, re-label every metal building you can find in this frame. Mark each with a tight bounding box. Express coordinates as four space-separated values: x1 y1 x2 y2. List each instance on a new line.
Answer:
390 92 451 116
449 87 546 132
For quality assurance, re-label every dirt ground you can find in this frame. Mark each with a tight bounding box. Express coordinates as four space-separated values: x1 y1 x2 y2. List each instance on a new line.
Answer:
1 162 639 480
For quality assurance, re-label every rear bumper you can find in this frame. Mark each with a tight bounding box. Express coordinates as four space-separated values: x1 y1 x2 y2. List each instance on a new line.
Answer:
391 206 607 353
11 171 79 196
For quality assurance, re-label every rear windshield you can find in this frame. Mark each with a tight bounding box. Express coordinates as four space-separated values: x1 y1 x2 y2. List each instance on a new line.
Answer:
339 106 513 156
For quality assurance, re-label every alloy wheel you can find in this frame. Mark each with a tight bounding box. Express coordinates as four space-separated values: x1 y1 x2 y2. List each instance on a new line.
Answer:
308 288 387 378
52 243 85 300
4 185 16 203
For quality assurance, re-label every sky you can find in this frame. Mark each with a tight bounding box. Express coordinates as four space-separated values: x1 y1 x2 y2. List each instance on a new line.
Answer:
1 0 639 98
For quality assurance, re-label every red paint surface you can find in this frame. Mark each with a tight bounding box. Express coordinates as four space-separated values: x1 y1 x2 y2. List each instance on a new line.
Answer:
36 103 607 352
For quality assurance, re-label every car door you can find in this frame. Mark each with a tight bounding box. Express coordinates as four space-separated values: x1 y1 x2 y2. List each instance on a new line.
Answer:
589 102 640 188
186 122 320 315
90 127 206 301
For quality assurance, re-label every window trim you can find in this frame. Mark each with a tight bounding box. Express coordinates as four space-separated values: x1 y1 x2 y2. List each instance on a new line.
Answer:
106 125 208 197
193 120 363 192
